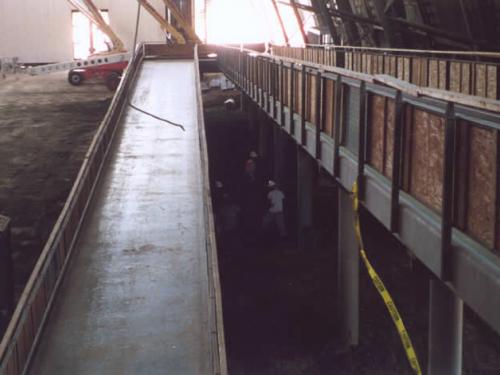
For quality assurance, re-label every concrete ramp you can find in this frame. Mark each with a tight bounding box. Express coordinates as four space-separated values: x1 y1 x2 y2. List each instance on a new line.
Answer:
28 59 215 374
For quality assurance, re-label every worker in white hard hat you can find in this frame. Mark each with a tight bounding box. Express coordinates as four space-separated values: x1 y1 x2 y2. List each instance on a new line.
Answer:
262 180 286 238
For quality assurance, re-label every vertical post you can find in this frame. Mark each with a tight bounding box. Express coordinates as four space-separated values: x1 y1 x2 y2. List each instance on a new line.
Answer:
300 64 307 144
273 125 286 186
333 76 343 178
289 63 295 135
258 111 273 161
337 188 359 347
441 103 456 280
428 278 463 375
280 61 285 127
271 61 277 119
390 92 403 232
297 148 316 251
357 82 367 198
311 0 340 44
316 71 323 160
0 215 13 334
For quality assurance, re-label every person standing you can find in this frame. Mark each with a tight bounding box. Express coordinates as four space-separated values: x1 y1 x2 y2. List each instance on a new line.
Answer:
263 180 286 238
244 150 259 182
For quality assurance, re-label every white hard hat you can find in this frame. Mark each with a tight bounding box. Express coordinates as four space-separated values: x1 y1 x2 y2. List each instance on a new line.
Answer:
250 150 258 158
267 180 276 188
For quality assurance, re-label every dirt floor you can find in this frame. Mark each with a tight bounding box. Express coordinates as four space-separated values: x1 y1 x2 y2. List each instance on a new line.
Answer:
0 72 111 301
203 89 500 375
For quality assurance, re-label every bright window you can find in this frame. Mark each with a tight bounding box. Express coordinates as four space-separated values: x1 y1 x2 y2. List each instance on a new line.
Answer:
72 10 111 59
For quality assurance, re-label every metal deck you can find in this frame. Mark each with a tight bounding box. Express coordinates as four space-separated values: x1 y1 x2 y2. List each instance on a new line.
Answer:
28 60 213 374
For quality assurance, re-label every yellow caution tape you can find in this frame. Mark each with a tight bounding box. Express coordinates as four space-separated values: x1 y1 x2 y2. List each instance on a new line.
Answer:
352 181 422 375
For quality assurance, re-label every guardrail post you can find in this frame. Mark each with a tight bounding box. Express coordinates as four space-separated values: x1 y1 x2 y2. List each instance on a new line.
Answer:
315 71 323 160
0 215 13 334
390 92 403 233
357 82 367 199
333 76 342 178
280 60 285 127
289 63 295 135
441 103 456 280
428 278 463 375
300 64 306 144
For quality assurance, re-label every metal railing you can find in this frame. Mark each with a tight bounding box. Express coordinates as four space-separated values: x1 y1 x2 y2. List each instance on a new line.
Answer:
272 45 500 100
217 45 500 335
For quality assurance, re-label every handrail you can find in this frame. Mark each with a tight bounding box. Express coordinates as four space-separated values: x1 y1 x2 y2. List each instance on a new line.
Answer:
193 45 228 375
271 45 500 101
303 43 500 59
219 45 500 114
0 43 145 375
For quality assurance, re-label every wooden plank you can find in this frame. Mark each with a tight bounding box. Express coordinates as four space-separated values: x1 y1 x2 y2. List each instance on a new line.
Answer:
311 73 319 124
408 109 445 213
461 62 471 95
429 59 439 89
374 74 500 113
450 62 462 93
466 125 497 248
385 99 396 179
487 64 498 99
323 79 335 136
368 94 386 173
295 68 302 113
475 63 487 97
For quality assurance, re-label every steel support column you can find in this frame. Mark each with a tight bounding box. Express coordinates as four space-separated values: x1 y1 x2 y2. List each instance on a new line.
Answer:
273 125 286 186
311 0 340 44
337 187 359 347
428 279 463 375
372 0 403 47
297 148 316 251
257 109 273 160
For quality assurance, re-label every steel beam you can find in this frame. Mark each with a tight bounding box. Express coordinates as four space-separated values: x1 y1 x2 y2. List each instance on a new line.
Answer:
271 0 290 46
371 0 403 47
297 148 316 251
162 0 201 43
138 0 186 44
289 0 309 44
311 0 340 44
279 0 492 49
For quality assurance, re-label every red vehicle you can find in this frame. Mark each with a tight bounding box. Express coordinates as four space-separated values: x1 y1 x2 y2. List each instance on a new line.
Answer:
68 60 128 91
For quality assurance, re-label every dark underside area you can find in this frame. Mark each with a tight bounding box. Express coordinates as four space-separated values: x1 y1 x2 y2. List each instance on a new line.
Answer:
203 87 500 375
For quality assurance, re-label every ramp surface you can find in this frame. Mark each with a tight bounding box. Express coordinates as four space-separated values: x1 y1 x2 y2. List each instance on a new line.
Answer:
29 60 211 374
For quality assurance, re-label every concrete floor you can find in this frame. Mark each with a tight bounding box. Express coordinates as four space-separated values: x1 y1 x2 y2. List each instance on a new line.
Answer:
0 72 111 298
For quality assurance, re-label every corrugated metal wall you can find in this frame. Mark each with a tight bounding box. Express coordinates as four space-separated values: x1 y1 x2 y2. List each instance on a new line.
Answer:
0 0 167 63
